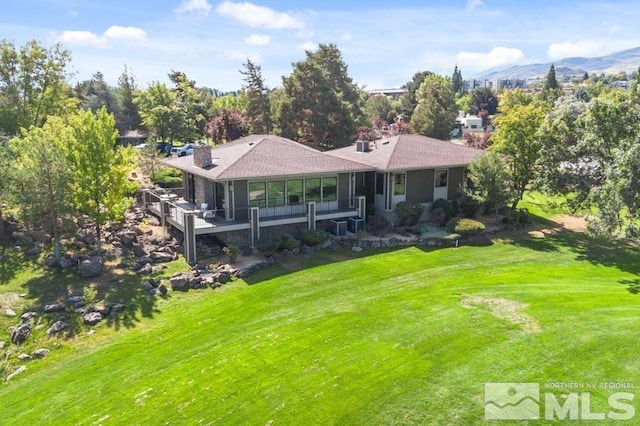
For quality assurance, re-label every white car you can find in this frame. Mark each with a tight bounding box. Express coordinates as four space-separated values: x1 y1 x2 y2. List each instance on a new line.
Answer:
170 143 195 157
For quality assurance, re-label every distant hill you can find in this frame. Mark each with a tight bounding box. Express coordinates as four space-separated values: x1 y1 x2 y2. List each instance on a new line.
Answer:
475 47 640 80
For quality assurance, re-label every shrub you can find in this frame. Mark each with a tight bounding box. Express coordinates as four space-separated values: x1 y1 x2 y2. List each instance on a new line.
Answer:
278 233 300 251
448 218 486 235
395 202 424 226
367 214 389 235
429 207 446 227
223 245 240 262
457 192 480 218
431 199 456 221
300 229 328 246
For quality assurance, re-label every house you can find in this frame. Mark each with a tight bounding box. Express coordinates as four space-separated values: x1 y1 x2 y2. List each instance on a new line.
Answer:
117 129 151 146
326 134 484 216
144 134 484 262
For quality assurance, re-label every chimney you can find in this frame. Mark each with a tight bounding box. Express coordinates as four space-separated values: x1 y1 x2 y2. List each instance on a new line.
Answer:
193 145 212 168
356 140 370 153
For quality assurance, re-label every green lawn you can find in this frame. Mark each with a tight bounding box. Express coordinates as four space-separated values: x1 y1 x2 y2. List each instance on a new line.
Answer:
1 225 639 424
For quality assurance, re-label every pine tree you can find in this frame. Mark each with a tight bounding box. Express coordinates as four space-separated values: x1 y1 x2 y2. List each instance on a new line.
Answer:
452 65 464 94
544 64 559 90
240 59 272 134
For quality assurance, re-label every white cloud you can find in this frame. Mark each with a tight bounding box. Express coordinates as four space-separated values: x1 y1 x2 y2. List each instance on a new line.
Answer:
216 1 304 29
104 26 147 42
244 34 271 46
298 41 317 51
466 0 485 11
69 10 78 16
174 0 212 15
58 26 147 49
547 40 603 60
341 32 352 41
456 47 525 69
59 30 108 48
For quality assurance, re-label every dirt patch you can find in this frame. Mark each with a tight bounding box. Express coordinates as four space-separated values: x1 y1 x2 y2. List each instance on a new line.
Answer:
461 295 540 333
551 214 586 232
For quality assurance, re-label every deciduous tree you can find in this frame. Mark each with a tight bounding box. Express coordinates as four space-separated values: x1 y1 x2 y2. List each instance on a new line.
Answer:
65 108 136 253
410 74 456 140
491 102 546 209
0 39 73 135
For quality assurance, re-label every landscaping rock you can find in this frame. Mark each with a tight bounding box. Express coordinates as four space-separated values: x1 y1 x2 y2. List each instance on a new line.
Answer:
117 230 138 247
6 366 27 381
170 276 189 291
58 256 75 270
25 245 42 256
156 283 168 296
10 323 32 344
0 341 4 349
32 348 50 358
132 243 148 258
67 296 84 306
78 256 103 278
110 303 126 314
0 254 8 263
351 246 363 252
45 254 57 267
17 353 31 361
43 303 66 313
150 251 175 263
5 308 17 317
215 271 230 284
93 304 111 316
137 263 153 275
20 312 37 323
83 311 103 326
47 319 68 335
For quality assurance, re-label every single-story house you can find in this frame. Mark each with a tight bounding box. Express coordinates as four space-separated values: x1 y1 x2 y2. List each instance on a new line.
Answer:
144 134 483 262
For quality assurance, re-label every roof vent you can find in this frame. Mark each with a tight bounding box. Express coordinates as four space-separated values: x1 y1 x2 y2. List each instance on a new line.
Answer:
356 140 370 152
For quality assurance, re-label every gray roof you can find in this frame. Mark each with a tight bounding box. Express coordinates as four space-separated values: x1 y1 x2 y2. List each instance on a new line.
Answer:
163 135 372 180
326 134 485 171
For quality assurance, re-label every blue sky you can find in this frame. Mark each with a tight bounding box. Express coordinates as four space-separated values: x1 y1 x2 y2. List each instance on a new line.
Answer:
2 0 639 91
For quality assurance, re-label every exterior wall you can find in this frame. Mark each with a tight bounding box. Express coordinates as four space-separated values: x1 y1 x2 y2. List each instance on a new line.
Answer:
234 180 249 222
406 169 434 203
194 175 214 208
447 167 465 200
214 229 252 248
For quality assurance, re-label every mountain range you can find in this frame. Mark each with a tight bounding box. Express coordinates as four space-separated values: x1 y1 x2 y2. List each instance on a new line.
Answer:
474 47 640 81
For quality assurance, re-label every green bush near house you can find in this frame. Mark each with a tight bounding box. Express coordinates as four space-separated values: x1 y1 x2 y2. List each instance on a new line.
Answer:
395 201 424 226
448 217 486 235
300 229 328 246
278 233 300 250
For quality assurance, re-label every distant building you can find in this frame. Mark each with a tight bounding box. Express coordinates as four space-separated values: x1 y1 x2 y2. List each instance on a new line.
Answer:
367 88 408 99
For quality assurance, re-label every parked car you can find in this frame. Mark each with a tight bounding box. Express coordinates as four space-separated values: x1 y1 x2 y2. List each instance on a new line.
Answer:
156 141 172 154
170 143 195 157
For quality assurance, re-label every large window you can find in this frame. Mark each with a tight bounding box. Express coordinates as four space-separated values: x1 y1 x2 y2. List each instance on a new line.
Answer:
322 177 337 201
287 180 303 204
249 182 266 207
305 178 321 202
268 181 285 207
393 173 405 195
376 173 385 195
435 169 448 188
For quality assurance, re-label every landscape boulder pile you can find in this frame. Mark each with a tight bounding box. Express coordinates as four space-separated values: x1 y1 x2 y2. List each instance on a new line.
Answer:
170 263 239 291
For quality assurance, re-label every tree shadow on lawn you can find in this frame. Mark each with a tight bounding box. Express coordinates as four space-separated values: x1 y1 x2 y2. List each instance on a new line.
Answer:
0 245 38 286
506 213 640 293
20 265 168 338
243 245 405 285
